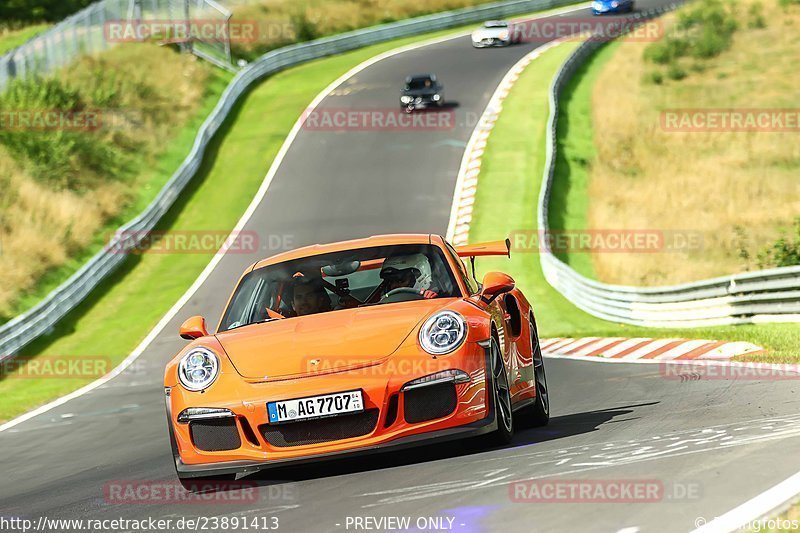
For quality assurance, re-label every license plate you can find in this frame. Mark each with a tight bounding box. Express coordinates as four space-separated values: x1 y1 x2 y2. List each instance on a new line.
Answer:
267 390 364 424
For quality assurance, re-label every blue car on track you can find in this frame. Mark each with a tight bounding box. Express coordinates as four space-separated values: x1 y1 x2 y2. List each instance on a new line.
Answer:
591 0 635 14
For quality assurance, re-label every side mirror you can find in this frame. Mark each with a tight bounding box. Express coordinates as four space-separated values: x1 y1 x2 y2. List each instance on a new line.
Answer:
480 272 515 303
179 316 209 340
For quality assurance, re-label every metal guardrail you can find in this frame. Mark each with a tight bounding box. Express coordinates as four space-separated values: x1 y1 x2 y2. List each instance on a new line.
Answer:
0 0 234 91
538 6 800 327
0 0 577 359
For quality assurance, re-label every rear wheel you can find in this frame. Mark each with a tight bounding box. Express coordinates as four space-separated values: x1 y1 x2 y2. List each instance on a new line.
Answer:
488 336 514 445
518 317 550 427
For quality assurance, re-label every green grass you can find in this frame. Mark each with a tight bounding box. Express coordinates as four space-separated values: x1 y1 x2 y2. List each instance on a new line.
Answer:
4 68 233 324
468 41 800 364
0 3 585 423
0 24 49 54
548 41 620 277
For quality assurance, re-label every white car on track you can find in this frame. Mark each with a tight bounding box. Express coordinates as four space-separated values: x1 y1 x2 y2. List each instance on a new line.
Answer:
471 20 518 48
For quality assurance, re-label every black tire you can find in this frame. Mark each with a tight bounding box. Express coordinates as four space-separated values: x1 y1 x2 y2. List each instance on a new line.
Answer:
517 317 550 428
488 336 514 445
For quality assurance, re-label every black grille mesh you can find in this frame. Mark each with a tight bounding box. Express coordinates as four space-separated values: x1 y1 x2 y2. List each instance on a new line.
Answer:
190 418 242 451
261 409 379 448
403 382 457 423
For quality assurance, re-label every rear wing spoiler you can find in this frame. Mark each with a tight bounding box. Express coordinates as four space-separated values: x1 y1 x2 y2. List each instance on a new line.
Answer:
454 239 511 258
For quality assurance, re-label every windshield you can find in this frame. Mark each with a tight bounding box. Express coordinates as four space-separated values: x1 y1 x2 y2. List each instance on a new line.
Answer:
406 77 434 90
219 243 460 331
484 21 508 28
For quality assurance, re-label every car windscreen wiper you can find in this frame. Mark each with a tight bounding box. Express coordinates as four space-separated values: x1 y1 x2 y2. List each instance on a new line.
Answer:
225 317 280 331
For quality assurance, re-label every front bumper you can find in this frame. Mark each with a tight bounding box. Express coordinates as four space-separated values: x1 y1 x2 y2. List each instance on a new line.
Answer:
167 342 491 476
400 96 441 109
472 37 511 47
175 410 496 478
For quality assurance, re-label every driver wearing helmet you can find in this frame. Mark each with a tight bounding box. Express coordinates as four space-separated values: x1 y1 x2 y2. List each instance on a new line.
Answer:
379 253 438 299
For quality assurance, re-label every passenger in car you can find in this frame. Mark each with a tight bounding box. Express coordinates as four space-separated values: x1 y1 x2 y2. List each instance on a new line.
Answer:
291 276 333 316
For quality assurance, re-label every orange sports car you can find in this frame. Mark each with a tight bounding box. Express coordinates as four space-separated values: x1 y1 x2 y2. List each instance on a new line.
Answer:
164 234 549 481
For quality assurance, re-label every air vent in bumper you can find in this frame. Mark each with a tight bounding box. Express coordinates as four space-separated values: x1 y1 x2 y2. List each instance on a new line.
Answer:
403 382 457 423
260 409 380 448
190 418 242 452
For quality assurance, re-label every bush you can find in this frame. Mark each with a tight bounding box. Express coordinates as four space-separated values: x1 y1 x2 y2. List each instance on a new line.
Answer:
643 71 664 84
0 0 93 24
644 37 690 64
291 11 320 42
644 0 739 65
748 2 767 27
0 76 133 190
666 63 687 80
758 219 800 268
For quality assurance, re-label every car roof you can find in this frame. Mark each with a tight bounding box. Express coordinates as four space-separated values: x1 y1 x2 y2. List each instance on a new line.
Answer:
251 234 445 270
406 74 436 82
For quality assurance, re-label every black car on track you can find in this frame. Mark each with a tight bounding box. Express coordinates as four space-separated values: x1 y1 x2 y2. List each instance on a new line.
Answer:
400 74 444 112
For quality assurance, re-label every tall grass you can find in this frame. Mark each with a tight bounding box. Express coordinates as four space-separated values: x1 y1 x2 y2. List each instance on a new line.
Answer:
0 44 210 318
586 0 800 285
644 0 739 75
230 0 501 59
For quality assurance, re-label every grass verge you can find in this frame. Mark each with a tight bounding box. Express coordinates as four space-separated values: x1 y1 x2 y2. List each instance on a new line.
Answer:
0 3 584 423
582 0 800 285
0 23 50 54
548 41 620 278
467 41 800 364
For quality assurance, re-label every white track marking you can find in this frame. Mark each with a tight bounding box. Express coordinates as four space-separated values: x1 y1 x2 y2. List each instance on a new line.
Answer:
549 336 601 354
620 338 681 360
0 4 588 434
691 470 800 533
653 339 711 360
568 337 624 357
445 36 570 244
598 337 652 358
703 341 764 360
539 337 564 350
542 337 576 353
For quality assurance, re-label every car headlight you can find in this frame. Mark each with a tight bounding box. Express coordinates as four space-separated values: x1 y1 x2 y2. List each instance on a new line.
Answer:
178 347 219 391
432 94 441 101
401 95 412 104
419 311 467 355
611 1 619 6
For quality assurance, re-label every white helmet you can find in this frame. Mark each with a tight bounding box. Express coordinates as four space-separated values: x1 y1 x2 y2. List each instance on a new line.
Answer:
380 253 432 291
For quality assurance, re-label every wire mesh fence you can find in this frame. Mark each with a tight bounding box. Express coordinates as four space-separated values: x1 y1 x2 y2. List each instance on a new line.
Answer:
0 0 234 91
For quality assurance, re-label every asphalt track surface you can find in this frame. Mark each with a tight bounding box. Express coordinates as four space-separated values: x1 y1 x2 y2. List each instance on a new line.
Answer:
2 3 800 532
